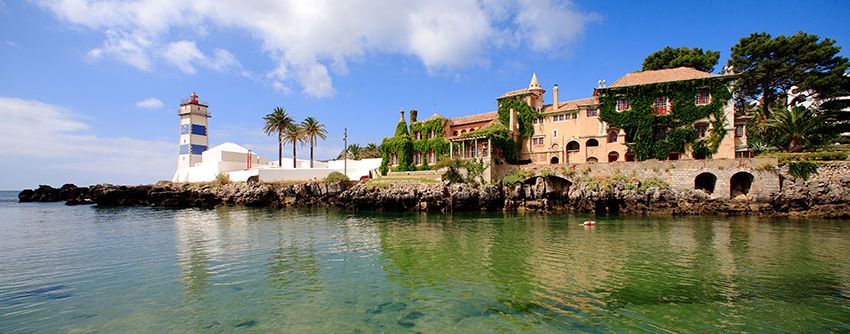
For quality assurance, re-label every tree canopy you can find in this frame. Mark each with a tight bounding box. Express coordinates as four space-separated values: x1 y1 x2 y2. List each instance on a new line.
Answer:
727 32 850 116
641 47 720 72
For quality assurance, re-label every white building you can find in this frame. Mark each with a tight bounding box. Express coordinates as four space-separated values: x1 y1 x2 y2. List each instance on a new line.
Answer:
171 93 381 183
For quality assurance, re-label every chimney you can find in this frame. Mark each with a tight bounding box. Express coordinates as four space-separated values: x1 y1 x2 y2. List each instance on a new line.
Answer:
399 108 405 122
410 109 418 123
553 84 559 111
509 108 518 133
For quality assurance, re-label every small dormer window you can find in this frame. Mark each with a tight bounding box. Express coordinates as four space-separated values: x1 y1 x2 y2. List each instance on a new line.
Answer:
616 98 629 112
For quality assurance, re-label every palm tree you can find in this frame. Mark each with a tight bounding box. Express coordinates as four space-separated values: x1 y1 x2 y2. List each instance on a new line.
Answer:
768 106 823 152
364 143 380 158
300 117 327 168
347 144 363 160
263 107 294 167
281 123 305 168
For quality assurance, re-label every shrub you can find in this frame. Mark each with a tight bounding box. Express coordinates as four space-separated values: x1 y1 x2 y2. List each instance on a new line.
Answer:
763 151 848 162
755 161 776 171
787 161 818 181
324 171 350 183
214 172 231 185
638 177 669 192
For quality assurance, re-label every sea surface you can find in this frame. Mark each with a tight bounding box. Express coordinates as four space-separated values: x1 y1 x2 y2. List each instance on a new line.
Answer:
1 190 848 333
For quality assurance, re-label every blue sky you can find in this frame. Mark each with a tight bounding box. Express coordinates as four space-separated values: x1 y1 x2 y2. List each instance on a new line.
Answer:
1 0 849 189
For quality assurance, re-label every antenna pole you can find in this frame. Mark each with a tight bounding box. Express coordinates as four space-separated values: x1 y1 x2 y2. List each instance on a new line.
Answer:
343 128 348 177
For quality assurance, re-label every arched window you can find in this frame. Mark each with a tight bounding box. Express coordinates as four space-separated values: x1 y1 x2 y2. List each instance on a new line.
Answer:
608 151 619 162
586 139 599 147
550 156 559 164
567 141 580 152
586 157 598 163
625 152 635 162
607 130 618 143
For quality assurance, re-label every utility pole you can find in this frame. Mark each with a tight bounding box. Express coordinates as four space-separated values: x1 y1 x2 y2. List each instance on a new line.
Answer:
343 128 348 177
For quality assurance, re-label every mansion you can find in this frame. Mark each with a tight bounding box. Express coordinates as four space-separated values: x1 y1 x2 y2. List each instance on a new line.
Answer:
383 66 750 171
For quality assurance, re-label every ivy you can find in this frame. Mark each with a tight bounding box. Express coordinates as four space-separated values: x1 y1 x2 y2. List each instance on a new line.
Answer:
599 78 732 160
497 96 540 138
381 117 451 172
460 120 519 163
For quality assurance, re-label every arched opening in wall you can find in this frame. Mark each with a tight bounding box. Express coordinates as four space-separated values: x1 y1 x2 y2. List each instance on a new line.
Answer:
586 139 599 147
567 141 580 152
608 151 619 162
586 157 598 163
730 172 754 198
694 172 717 194
625 152 635 162
550 156 559 164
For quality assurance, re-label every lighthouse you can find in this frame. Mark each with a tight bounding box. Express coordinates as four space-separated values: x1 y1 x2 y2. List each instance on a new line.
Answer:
172 92 210 182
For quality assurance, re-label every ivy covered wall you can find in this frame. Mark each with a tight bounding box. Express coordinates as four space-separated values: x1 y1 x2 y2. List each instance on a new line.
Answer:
598 78 732 160
380 114 449 173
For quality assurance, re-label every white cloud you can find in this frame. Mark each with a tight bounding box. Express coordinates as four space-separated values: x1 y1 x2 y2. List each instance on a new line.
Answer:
35 0 599 97
161 40 239 74
0 97 174 186
135 97 164 109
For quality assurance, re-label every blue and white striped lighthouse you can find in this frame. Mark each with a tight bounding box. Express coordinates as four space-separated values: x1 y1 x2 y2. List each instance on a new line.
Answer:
173 92 210 181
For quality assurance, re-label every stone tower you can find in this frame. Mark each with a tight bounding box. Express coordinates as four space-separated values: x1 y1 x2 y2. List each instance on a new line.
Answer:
173 92 210 181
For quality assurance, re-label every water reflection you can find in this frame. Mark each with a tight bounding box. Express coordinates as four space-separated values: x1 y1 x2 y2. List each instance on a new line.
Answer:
375 214 850 332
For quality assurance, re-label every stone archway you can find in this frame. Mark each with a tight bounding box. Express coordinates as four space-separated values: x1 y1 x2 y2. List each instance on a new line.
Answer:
694 172 717 194
567 141 580 152
586 138 599 147
586 157 598 163
730 172 754 198
550 156 559 164
608 151 619 162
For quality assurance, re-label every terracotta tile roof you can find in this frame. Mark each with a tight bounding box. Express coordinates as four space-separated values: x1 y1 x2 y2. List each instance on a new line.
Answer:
498 88 531 99
449 111 499 125
421 113 446 122
608 67 718 88
543 97 598 112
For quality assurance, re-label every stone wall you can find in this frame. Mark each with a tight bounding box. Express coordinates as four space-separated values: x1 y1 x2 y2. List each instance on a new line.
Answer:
493 158 781 200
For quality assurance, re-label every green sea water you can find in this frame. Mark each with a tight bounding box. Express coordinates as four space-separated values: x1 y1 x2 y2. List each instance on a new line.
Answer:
0 191 848 333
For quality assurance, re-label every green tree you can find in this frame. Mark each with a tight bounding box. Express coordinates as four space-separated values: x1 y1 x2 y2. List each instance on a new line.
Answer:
768 106 831 152
642 47 720 72
262 107 294 168
364 143 380 158
727 32 850 117
300 117 327 168
281 123 305 168
347 144 363 160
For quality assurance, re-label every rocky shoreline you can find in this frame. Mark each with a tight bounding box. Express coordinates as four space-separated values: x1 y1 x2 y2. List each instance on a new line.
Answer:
17 163 850 219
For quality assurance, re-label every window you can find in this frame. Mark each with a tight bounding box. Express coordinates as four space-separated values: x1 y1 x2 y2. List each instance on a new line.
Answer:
415 132 421 140
532 137 545 146
607 130 618 143
586 138 599 147
567 141 580 152
735 124 744 137
695 125 708 138
428 149 436 163
429 131 435 139
391 153 398 165
414 153 421 165
553 129 558 138
453 130 458 136
655 126 667 140
532 117 543 124
696 89 710 105
616 98 629 112
552 114 568 122
586 109 598 117
655 96 669 115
